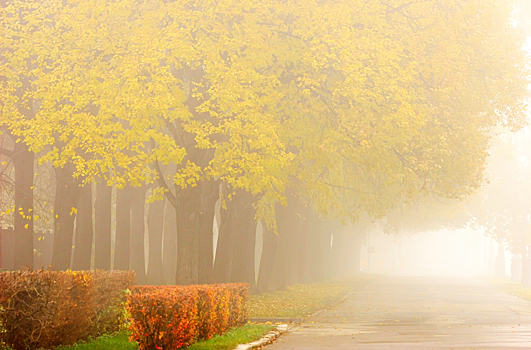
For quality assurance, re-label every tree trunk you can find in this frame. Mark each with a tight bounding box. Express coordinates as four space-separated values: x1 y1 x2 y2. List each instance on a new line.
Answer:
522 252 531 287
280 197 308 285
257 197 309 293
229 190 257 292
0 227 3 269
162 200 177 285
325 221 343 279
212 191 235 283
147 196 165 285
304 213 329 283
71 184 93 270
495 238 506 277
175 184 200 285
130 185 147 284
284 221 298 286
198 181 218 284
350 229 364 275
114 186 132 271
257 224 280 293
166 65 217 285
13 142 34 270
197 209 214 284
94 180 112 270
329 226 343 279
51 164 80 270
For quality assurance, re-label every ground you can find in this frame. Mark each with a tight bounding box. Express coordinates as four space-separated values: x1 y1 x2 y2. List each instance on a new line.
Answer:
266 275 531 349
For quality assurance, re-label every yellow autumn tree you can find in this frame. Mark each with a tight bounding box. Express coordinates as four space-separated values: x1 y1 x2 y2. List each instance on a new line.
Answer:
241 0 528 224
1 0 528 283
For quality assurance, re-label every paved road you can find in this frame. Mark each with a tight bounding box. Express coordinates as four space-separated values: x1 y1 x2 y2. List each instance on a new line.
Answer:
266 275 531 349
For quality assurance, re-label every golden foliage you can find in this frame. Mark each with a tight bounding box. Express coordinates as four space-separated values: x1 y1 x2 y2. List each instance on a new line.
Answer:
0 0 528 223
247 278 371 318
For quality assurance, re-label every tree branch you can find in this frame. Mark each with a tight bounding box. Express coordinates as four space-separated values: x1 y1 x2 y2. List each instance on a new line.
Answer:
0 147 14 157
150 139 177 209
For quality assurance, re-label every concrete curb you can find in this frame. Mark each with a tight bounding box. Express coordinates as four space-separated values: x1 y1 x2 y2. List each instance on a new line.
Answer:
234 324 289 350
249 317 303 324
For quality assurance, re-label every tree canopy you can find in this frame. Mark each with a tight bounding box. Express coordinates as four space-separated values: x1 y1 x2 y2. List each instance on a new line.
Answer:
1 0 529 225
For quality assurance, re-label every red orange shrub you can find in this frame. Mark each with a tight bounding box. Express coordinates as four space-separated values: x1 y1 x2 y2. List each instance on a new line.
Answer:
128 287 199 350
127 283 248 350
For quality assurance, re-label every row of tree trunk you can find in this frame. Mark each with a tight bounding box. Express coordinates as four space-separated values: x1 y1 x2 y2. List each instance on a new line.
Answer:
6 149 366 293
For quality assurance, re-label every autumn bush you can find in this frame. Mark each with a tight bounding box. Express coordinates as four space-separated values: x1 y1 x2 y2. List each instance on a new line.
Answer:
127 283 248 350
0 269 134 350
227 284 247 328
90 270 136 335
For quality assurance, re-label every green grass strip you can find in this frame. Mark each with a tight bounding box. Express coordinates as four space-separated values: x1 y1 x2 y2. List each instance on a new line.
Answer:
185 324 274 350
56 324 275 350
56 331 136 350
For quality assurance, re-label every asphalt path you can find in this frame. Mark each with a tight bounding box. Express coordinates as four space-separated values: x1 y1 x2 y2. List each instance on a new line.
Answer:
266 275 531 349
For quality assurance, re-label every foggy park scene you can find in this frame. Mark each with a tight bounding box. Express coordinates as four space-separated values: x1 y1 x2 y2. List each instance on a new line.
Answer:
0 0 530 349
